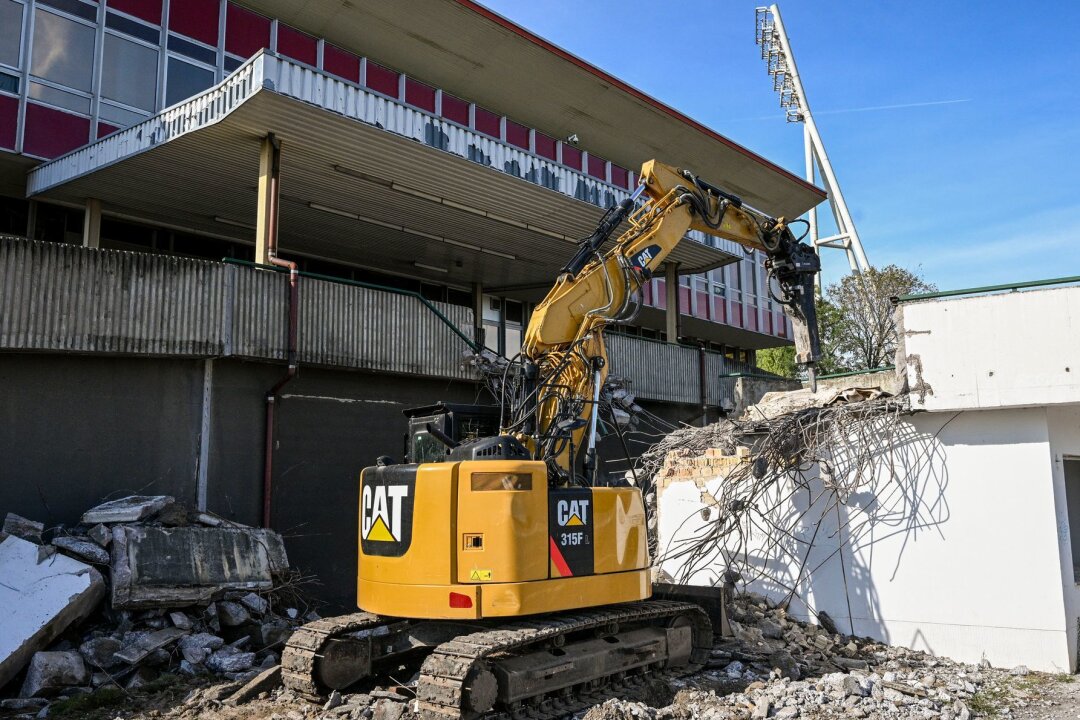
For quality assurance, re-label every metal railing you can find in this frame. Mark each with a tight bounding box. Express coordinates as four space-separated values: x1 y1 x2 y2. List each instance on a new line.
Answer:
896 275 1080 303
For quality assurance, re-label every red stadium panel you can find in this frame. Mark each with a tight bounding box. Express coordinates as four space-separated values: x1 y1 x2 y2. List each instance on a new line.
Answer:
505 119 528 150
365 62 399 98
24 104 90 159
107 0 162 24
746 307 757 332
404 77 435 112
277 24 316 66
323 43 359 82
610 164 628 188
473 106 500 138
225 3 270 58
168 0 219 46
561 144 582 170
96 121 119 139
653 279 667 310
731 303 742 328
711 296 726 324
0 94 17 150
441 92 468 125
678 285 690 313
777 313 788 338
763 312 773 335
587 153 606 180
534 131 556 161
694 291 708 319
642 281 653 306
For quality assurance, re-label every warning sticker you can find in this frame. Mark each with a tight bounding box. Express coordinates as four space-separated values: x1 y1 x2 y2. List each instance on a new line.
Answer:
469 569 493 581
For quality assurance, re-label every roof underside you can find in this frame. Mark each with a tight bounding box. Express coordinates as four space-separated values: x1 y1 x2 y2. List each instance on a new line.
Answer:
28 90 736 288
240 0 825 219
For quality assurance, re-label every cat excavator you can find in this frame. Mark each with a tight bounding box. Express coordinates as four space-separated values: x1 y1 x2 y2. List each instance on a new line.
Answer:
281 160 822 719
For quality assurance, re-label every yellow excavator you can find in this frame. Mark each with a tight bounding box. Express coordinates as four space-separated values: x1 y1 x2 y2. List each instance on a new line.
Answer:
281 160 822 719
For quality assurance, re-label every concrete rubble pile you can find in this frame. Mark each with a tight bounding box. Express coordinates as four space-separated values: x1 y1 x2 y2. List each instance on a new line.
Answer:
0 495 311 716
583 592 1027 720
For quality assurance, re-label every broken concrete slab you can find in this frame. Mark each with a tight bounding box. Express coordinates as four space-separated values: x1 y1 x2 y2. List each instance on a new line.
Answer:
81 495 175 525
238 592 269 616
87 524 111 548
110 526 289 609
19 651 88 698
3 513 44 544
0 537 106 691
113 627 188 665
206 647 255 674
52 536 110 565
217 600 251 627
79 636 122 669
226 664 281 705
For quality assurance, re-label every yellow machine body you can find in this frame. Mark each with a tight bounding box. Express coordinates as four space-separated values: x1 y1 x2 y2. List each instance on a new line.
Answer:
357 459 650 619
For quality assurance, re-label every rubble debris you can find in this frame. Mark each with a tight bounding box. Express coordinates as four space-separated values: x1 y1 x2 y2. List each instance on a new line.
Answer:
226 664 282 705
87 523 111 547
216 600 251 627
111 525 289 609
0 536 106 690
114 627 189 664
19 651 88 698
78 636 122 669
3 513 44 544
81 495 175 524
51 535 110 565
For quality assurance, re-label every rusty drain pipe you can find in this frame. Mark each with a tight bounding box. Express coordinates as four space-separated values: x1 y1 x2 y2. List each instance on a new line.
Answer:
261 135 298 529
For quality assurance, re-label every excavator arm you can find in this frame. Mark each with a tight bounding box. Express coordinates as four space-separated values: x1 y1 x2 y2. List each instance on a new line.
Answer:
508 160 821 482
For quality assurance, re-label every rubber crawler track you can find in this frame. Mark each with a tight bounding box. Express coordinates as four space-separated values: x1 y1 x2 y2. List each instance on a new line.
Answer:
281 612 383 699
416 600 712 720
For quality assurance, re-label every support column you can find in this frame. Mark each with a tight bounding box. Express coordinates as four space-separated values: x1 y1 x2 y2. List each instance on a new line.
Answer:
472 282 484 349
665 262 680 343
25 200 37 240
82 198 101 248
255 134 281 264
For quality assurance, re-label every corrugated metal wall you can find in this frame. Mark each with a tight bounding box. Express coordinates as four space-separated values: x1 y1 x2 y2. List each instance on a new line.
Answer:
0 238 475 380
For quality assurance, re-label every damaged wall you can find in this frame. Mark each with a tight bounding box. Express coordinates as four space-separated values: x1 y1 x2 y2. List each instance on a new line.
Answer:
657 406 1080 672
0 353 479 611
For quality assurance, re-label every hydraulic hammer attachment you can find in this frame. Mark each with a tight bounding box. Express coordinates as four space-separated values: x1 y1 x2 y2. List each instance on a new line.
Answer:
761 222 822 390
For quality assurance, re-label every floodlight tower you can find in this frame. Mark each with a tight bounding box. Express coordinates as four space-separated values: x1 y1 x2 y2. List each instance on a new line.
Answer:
755 5 870 278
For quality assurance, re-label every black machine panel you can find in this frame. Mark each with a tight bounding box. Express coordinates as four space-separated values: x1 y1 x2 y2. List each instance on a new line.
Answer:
360 465 417 558
548 487 594 577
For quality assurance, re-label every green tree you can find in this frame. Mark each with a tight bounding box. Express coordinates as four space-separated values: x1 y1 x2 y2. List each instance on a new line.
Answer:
757 297 849 378
824 265 935 371
756 345 797 378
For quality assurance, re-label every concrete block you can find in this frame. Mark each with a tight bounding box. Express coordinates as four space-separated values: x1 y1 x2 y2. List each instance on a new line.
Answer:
79 636 122 669
110 526 289 609
81 496 175 525
19 651 88 698
87 524 111 548
227 664 281 705
3 514 43 544
114 627 188 665
0 537 105 690
216 601 250 627
52 536 110 565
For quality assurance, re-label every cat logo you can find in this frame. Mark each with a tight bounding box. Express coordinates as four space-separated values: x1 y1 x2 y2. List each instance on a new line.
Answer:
556 498 589 527
362 484 408 542
360 468 416 558
631 244 662 272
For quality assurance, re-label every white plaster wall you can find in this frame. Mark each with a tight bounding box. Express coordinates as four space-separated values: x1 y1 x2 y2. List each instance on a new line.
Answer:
657 407 1072 671
1048 406 1080 671
900 286 1080 412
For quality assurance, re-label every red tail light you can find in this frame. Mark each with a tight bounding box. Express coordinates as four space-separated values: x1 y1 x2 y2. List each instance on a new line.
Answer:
449 591 473 609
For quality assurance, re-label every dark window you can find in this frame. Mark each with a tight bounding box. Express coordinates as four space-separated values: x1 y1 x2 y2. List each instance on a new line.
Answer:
0 70 19 95
101 217 155 249
473 106 500 138
505 119 528 150
23 103 90 158
441 92 468 125
404 77 435 112
106 11 160 43
166 56 214 106
0 196 28 235
323 43 359 82
168 33 217 64
32 9 96 92
420 283 446 303
167 0 219 47
33 202 84 243
561 145 582 170
447 288 471 308
223 55 242 73
38 0 96 21
29 81 90 114
505 300 523 324
1066 459 1080 582
0 1 25 69
225 3 270 58
102 34 158 110
276 24 316 65
365 61 399 97
106 0 162 25
534 131 556 161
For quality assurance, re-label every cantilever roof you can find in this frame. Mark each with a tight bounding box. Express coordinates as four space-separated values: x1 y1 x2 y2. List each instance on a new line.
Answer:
27 53 741 288
240 0 826 219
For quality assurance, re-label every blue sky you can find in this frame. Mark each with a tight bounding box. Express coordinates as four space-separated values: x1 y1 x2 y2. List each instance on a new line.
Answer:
479 0 1080 290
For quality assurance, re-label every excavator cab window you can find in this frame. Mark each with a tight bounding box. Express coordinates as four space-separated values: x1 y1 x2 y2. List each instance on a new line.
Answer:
402 403 502 463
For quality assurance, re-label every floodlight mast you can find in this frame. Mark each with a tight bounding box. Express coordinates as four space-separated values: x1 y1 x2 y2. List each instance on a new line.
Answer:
755 4 870 281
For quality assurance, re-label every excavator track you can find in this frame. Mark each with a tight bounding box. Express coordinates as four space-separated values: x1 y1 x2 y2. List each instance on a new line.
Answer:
417 600 712 720
282 612 387 699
